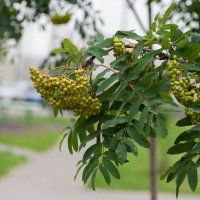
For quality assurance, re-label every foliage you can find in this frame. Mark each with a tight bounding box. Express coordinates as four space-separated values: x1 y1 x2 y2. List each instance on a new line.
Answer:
173 0 200 33
30 4 200 197
0 0 102 42
148 0 200 33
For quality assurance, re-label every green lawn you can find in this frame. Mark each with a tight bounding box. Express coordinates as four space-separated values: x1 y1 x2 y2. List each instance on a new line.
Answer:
0 151 26 177
0 114 67 179
0 114 70 126
95 117 200 194
0 131 60 152
0 114 69 151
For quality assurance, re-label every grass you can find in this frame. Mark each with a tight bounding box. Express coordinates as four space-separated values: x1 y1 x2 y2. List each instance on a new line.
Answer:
0 151 26 177
0 114 70 126
0 114 66 178
0 114 70 151
0 131 60 152
94 116 200 194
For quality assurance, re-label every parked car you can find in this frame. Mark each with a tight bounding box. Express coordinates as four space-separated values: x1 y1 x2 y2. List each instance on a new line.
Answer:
0 81 42 102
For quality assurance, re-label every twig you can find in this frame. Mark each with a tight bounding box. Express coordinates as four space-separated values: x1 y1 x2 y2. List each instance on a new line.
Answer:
48 66 66 73
126 0 148 33
82 47 115 68
83 45 169 69
143 47 169 60
95 64 118 73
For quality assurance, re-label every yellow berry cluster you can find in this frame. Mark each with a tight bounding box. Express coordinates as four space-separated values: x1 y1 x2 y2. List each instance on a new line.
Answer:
113 37 132 57
167 56 200 124
185 108 200 125
29 66 101 116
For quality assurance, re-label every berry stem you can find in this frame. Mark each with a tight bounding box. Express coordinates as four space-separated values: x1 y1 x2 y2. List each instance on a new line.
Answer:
48 66 66 74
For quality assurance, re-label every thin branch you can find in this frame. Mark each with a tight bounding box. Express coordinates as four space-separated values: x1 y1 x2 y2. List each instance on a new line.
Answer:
48 66 66 73
82 45 169 68
143 47 169 60
82 47 114 68
126 0 148 33
95 64 118 73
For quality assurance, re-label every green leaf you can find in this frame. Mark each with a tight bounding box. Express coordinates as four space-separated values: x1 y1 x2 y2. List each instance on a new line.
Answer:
59 133 68 151
68 130 73 154
128 97 141 123
191 33 200 43
166 160 182 183
123 138 138 156
167 141 196 155
190 125 200 132
127 56 154 81
117 92 135 116
103 116 128 129
189 143 200 154
74 115 98 135
51 48 71 54
117 141 127 164
187 161 198 192
175 43 200 60
92 68 109 90
115 30 143 41
97 73 119 94
110 54 130 71
176 117 192 127
176 169 187 198
91 169 98 190
196 158 200 167
160 166 172 181
159 3 175 25
181 63 200 72
143 78 170 98
138 107 149 133
97 38 114 48
109 81 127 108
83 143 101 162
104 151 118 162
170 25 181 42
127 126 150 148
74 163 84 180
63 38 78 52
53 107 59 117
155 116 168 138
176 38 189 49
174 130 199 144
99 164 111 185
86 46 108 63
161 35 170 50
82 160 98 184
79 130 100 150
99 81 120 101
155 107 180 114
102 157 120 179
136 72 158 91
72 130 78 152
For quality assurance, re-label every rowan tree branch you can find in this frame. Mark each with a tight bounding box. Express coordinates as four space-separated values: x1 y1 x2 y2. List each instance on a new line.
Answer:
82 45 169 68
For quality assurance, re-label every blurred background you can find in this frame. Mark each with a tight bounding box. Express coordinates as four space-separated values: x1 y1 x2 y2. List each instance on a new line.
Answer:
0 0 200 200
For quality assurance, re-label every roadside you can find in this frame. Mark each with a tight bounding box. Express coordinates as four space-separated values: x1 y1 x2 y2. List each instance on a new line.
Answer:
0 145 199 200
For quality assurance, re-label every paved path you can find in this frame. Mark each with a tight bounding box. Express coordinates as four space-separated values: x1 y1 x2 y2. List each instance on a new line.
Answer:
0 145 199 200
0 144 37 157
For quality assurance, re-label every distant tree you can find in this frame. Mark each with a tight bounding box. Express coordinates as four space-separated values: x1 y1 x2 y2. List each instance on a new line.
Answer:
127 0 200 34
0 0 102 46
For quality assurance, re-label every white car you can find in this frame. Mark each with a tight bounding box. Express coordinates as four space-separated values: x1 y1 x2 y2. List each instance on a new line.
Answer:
0 81 42 102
